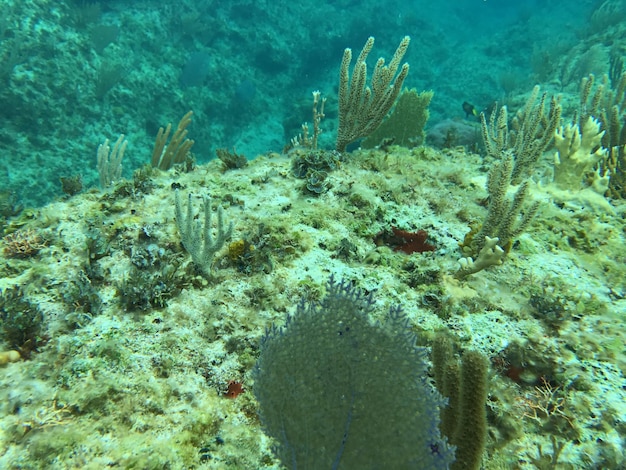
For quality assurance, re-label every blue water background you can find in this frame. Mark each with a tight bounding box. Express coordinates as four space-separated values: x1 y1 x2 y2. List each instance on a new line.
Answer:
0 0 617 206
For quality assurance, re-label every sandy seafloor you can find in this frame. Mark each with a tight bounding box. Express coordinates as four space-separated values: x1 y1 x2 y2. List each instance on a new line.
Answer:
0 143 625 469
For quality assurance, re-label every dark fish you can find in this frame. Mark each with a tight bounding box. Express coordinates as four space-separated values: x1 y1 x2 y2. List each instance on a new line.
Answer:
462 101 478 118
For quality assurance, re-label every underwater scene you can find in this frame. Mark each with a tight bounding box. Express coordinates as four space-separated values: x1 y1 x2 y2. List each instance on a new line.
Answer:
1 0 626 468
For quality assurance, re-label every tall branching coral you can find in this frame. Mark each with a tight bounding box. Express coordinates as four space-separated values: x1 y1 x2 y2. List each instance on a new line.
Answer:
151 111 195 170
335 36 410 152
462 154 539 257
456 151 539 279
481 86 561 184
457 88 551 278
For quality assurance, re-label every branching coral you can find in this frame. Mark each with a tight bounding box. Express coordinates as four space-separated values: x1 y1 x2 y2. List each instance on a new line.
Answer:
174 191 233 277
336 36 410 152
553 116 609 193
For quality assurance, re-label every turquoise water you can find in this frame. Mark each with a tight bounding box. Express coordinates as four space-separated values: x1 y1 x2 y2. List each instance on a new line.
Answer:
0 0 611 207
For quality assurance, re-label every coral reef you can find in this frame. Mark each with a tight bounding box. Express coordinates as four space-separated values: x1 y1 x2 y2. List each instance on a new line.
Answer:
0 143 623 468
1 1 625 469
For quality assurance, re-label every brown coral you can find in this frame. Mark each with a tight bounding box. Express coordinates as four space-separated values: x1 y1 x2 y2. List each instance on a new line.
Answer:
2 229 47 258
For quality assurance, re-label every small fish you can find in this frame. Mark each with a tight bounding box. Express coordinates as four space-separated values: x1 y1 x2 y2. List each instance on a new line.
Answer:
462 101 479 118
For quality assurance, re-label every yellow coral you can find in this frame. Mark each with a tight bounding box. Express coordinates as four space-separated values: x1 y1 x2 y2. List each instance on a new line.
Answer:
0 350 20 366
228 239 254 261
